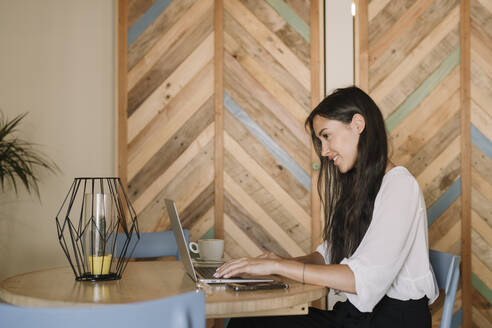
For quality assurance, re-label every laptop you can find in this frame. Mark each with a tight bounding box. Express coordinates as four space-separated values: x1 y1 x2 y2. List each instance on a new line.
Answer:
165 199 274 284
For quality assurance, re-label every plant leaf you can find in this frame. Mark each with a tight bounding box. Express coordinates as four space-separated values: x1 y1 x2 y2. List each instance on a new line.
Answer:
0 111 58 196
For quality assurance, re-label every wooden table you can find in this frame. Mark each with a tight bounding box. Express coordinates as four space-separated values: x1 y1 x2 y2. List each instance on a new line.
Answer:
0 261 327 318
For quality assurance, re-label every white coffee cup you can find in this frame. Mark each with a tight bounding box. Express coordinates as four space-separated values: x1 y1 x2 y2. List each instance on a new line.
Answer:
189 239 224 261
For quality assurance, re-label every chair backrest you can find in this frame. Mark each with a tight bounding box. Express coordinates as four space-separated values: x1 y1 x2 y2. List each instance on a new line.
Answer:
117 229 189 260
0 290 205 328
429 249 460 328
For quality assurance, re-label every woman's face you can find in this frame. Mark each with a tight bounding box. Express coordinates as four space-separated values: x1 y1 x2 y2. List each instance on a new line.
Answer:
312 114 365 173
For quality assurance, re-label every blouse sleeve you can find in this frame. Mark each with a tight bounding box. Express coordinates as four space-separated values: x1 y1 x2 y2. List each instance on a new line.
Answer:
340 172 425 312
315 241 330 264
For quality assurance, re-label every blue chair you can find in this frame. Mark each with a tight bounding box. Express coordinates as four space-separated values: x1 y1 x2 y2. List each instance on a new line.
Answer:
116 229 189 260
0 290 205 328
429 249 461 328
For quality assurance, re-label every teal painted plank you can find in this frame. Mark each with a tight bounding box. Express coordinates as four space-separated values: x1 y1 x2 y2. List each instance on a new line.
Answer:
202 227 215 240
427 177 461 226
224 93 311 191
472 273 492 304
386 46 461 132
128 0 171 47
471 124 492 161
265 0 310 43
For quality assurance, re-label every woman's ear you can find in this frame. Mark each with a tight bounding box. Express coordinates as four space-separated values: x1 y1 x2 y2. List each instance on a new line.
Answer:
351 114 365 135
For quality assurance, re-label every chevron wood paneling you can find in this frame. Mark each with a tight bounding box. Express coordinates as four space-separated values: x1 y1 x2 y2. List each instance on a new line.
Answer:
365 0 466 326
124 0 216 239
471 0 492 326
120 0 320 263
222 0 312 259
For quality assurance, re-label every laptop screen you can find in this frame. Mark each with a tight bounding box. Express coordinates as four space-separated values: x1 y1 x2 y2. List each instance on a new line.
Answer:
165 199 198 282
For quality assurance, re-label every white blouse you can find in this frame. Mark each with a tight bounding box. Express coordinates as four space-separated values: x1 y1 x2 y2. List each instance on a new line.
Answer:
315 166 439 312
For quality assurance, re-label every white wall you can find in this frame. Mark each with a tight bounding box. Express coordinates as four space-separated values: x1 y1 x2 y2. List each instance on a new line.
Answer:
325 0 354 95
0 0 115 280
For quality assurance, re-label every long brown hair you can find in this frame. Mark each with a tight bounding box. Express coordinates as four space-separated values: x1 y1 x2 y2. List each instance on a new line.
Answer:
306 87 388 264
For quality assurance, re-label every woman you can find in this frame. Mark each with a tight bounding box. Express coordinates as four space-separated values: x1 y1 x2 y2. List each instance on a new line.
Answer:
214 86 438 327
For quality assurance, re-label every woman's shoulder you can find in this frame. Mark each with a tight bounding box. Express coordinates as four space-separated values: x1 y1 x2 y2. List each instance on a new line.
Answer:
381 166 420 191
377 166 424 208
384 165 414 180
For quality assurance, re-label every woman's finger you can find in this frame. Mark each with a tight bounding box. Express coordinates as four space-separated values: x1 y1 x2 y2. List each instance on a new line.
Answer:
215 264 245 278
215 258 249 277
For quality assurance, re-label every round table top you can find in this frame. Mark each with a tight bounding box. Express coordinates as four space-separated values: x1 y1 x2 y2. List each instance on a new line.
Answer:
0 261 196 307
0 261 327 318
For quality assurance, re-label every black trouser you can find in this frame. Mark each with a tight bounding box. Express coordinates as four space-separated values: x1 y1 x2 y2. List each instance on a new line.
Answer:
227 296 431 328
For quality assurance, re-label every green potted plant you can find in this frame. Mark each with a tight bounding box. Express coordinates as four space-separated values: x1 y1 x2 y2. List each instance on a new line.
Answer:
0 112 58 196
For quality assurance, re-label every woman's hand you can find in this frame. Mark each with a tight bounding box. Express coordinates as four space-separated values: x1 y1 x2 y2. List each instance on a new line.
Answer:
214 257 279 278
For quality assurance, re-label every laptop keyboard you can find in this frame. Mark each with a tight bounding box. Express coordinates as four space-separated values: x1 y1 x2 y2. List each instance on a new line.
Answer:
196 266 219 279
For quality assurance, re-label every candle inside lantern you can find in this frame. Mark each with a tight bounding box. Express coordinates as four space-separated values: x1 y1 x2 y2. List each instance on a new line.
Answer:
88 254 112 275
88 193 112 275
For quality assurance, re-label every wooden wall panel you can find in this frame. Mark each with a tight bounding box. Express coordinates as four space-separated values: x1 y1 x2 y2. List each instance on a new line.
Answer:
124 0 216 240
471 0 492 326
222 0 313 259
363 0 468 326
362 0 492 326
120 0 323 259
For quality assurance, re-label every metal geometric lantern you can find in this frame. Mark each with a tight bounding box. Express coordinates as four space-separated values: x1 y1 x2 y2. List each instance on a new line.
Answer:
55 177 140 281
